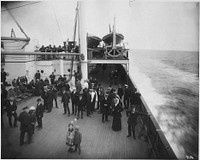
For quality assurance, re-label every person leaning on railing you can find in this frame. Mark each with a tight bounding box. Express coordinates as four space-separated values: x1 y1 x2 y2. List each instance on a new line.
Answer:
126 105 150 139
130 89 142 110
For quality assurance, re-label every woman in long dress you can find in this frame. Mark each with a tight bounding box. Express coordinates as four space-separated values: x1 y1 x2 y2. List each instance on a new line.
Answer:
112 97 123 131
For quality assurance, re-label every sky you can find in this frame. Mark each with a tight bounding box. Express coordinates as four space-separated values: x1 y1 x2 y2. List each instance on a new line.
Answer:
1 0 199 51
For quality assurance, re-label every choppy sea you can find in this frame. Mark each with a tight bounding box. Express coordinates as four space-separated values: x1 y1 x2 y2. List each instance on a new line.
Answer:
128 50 199 158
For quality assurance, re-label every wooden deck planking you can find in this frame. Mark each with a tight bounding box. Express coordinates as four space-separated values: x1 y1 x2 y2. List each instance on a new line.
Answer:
2 96 149 159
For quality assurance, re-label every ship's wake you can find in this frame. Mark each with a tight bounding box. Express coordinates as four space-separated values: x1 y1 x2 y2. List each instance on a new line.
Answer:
129 50 198 158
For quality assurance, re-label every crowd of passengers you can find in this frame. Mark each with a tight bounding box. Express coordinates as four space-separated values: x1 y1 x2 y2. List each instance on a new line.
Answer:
1 66 150 152
37 44 79 60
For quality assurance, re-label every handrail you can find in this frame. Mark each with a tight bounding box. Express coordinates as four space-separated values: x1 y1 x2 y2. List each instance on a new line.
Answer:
1 51 81 56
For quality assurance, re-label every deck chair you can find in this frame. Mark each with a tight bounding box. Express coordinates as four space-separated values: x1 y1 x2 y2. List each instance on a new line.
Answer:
14 87 28 99
7 88 22 102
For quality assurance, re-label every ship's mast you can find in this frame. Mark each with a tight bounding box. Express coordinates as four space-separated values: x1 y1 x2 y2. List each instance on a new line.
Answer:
78 1 88 80
113 17 116 50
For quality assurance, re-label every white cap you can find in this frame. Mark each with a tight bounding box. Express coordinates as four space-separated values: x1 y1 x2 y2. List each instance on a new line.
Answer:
29 106 36 110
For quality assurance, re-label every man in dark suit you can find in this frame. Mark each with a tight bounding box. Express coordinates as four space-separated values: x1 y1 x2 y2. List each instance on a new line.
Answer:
71 89 79 115
52 84 58 108
1 68 8 85
126 106 150 139
82 88 89 114
61 89 71 116
46 86 54 112
1 84 8 129
35 70 41 81
130 89 141 109
41 86 48 111
49 72 55 85
6 98 18 128
96 83 104 112
124 84 131 110
85 88 91 117
101 92 109 123
18 106 32 146
89 89 96 114
36 98 44 129
77 94 84 119
73 126 82 154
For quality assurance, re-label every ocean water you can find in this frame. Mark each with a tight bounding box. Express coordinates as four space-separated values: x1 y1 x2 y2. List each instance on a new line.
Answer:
128 50 199 158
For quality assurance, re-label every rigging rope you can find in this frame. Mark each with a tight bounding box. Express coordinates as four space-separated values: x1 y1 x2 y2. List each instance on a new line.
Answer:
53 9 64 42
1 2 40 12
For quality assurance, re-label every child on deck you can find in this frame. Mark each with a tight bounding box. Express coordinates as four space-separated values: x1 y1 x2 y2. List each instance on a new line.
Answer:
66 122 75 152
73 125 82 154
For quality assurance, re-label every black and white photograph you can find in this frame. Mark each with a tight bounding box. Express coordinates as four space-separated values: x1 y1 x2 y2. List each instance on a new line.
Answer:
1 0 199 159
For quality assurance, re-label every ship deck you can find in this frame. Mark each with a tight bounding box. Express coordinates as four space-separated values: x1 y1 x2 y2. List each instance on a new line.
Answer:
1 65 149 159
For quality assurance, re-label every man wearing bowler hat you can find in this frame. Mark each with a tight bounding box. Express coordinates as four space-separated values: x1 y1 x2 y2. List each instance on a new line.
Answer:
126 105 150 139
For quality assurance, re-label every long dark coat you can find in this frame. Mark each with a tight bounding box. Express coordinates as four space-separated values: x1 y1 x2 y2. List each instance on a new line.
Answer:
124 87 131 99
18 111 31 131
71 91 79 105
126 110 148 126
117 88 124 98
61 92 70 104
112 102 123 131
46 89 54 105
77 96 85 111
74 131 82 145
6 101 17 117
36 103 44 117
101 98 109 114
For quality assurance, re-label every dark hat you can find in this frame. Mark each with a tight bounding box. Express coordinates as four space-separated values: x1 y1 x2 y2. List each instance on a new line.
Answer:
22 106 29 110
37 98 42 102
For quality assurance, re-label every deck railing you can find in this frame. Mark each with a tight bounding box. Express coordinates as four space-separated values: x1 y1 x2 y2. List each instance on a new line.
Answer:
87 48 129 60
35 53 80 61
126 72 177 159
